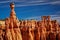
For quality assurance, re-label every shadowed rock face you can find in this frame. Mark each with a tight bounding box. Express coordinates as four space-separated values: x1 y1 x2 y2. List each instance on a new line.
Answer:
0 3 60 40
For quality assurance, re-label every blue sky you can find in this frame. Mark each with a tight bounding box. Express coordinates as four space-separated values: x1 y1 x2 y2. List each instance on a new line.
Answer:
0 0 60 23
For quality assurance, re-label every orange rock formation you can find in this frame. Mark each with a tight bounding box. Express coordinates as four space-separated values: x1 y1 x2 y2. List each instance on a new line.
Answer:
0 2 60 40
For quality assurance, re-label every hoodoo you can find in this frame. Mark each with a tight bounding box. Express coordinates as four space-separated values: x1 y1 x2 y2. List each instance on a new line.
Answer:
5 2 22 40
0 2 60 40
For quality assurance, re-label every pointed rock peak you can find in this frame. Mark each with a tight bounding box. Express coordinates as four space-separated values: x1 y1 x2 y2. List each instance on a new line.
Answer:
10 2 16 19
10 2 15 9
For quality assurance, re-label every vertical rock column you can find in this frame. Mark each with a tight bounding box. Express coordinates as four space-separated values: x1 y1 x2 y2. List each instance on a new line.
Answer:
5 3 22 40
5 18 12 40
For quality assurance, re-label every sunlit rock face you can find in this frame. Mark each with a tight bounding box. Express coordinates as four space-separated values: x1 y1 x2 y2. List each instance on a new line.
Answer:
5 3 22 40
0 25 4 40
0 2 60 40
